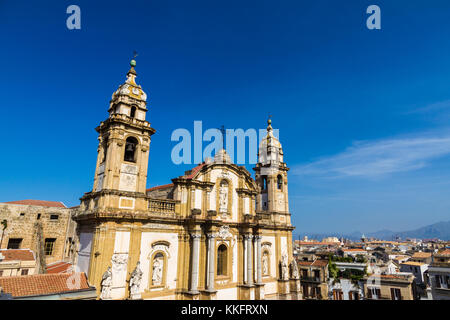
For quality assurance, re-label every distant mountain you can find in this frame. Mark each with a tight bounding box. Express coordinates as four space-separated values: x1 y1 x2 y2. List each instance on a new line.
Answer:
367 221 450 241
295 220 450 242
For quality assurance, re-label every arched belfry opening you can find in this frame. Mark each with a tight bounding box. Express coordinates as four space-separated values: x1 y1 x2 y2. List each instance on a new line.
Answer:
130 106 136 118
124 137 138 162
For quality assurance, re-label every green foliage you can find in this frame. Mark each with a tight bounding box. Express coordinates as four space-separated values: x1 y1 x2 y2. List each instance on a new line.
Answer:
338 268 366 284
328 256 338 279
331 255 354 263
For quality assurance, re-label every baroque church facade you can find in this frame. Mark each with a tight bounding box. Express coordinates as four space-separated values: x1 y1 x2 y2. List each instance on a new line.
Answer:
73 59 301 300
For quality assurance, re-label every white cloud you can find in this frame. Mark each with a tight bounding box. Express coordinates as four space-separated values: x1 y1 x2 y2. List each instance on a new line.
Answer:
407 100 450 114
293 134 450 178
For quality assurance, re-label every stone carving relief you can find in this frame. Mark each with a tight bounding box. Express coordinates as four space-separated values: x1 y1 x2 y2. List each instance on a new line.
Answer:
100 266 112 300
152 253 164 286
290 259 300 280
280 252 289 280
216 225 232 239
129 261 143 298
215 225 236 248
219 180 228 214
119 164 138 192
262 252 269 276
111 253 128 273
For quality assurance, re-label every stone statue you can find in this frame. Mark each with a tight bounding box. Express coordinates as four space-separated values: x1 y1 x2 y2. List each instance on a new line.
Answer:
280 253 289 280
219 181 228 213
290 259 300 280
262 253 269 275
152 254 163 285
129 261 143 298
100 266 112 300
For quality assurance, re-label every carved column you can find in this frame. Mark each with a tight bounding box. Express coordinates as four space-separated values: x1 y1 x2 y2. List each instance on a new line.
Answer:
255 235 262 284
243 235 248 284
246 234 253 285
190 233 201 293
206 233 216 291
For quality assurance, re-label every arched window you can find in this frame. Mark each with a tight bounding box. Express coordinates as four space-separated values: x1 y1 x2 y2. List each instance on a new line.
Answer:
262 176 268 191
124 137 138 162
102 138 108 163
277 175 283 190
217 244 228 276
151 252 165 286
130 106 136 118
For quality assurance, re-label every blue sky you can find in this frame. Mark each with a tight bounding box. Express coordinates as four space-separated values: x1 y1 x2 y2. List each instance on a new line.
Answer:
1 0 450 235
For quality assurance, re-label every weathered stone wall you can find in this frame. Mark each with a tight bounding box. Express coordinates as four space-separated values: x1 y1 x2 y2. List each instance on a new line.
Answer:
147 187 174 199
0 204 76 267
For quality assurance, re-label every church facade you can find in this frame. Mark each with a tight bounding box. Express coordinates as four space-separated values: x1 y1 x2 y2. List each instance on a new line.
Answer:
73 60 301 300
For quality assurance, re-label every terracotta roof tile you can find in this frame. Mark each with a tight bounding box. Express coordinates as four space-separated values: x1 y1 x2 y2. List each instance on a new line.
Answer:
183 163 206 179
0 249 35 262
439 249 450 256
146 183 174 193
296 259 328 267
3 200 66 208
412 252 432 258
46 262 73 274
295 241 339 246
0 273 90 298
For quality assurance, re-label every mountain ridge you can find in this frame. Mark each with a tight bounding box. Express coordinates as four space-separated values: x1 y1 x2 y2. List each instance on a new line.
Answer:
296 220 450 241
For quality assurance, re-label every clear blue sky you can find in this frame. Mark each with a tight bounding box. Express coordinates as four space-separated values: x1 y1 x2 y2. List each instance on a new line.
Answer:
1 0 450 235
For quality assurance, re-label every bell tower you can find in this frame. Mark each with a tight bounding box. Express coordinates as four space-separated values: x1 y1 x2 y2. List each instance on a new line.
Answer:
254 118 290 215
82 59 156 212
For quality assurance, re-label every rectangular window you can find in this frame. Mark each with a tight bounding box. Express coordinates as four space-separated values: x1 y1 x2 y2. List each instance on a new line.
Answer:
313 270 320 280
21 269 28 276
435 275 442 288
19 213 25 218
0 270 3 277
391 288 401 300
7 238 22 249
50 214 59 220
333 289 343 300
37 213 41 220
369 287 380 299
44 238 56 256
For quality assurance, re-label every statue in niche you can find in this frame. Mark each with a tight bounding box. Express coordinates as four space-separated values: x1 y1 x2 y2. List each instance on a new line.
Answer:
100 266 112 300
262 252 269 275
129 261 143 297
280 253 289 280
152 253 163 285
290 259 300 280
219 180 228 214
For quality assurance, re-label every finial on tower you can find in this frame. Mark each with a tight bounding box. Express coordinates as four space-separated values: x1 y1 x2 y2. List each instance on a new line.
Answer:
130 50 138 67
128 51 138 75
267 114 273 132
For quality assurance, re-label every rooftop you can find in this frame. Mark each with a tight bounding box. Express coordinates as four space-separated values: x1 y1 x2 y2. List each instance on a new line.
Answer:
2 199 66 208
297 259 329 267
46 262 73 274
412 252 432 259
0 273 91 298
401 261 426 266
0 249 35 262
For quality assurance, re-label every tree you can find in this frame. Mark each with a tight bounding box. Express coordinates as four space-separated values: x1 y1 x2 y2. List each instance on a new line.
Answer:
328 256 338 279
